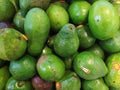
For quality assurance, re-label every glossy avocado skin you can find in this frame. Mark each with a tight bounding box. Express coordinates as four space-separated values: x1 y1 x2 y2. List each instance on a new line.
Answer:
73 51 108 80
0 28 27 61
54 23 79 57
24 8 50 56
37 54 65 81
88 1 119 40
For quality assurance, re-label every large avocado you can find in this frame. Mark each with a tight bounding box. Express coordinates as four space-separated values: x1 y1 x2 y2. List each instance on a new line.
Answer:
54 23 79 57
0 28 27 61
24 8 50 56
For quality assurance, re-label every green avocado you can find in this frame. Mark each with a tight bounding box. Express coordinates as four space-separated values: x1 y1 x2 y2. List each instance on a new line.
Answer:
0 28 27 61
73 51 108 80
37 54 65 81
99 31 120 53
5 77 32 90
54 23 79 57
0 66 10 90
0 0 15 21
24 8 50 56
56 71 81 90
104 53 120 88
77 25 96 49
82 78 109 90
88 1 119 40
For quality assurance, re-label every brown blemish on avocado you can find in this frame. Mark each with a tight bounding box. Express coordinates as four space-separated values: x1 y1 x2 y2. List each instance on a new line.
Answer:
68 25 74 30
17 36 21 40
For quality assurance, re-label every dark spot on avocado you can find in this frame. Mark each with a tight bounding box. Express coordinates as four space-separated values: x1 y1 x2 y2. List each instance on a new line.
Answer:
17 36 21 40
68 25 74 30
113 81 115 83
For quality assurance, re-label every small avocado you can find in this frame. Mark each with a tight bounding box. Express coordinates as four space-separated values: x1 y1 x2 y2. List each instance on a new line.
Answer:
56 71 81 90
54 23 79 57
37 54 65 81
0 28 27 61
0 0 15 21
6 77 32 90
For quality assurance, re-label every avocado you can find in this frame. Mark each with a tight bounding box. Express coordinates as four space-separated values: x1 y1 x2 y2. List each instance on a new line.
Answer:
37 54 65 81
0 0 15 21
88 1 119 40
5 77 32 90
77 25 96 49
0 66 10 90
31 75 53 90
13 9 27 33
0 28 27 61
104 53 120 88
56 71 81 90
99 31 120 53
73 51 108 80
54 23 79 57
24 8 50 56
19 0 51 11
82 78 109 90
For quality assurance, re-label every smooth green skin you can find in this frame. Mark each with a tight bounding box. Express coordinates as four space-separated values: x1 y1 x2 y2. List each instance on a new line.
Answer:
0 28 27 61
54 23 79 57
13 10 26 33
53 1 69 10
73 51 108 80
82 78 109 90
0 0 15 21
77 25 96 49
9 55 36 80
56 71 81 90
68 1 91 25
0 66 10 90
46 4 69 32
24 8 50 56
6 77 32 90
37 54 65 81
104 53 120 88
99 31 120 53
88 1 119 40
87 44 105 60
19 0 50 10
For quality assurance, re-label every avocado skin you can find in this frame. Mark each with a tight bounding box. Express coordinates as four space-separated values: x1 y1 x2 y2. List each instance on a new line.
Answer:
56 71 81 90
0 28 27 61
24 8 50 56
54 23 79 57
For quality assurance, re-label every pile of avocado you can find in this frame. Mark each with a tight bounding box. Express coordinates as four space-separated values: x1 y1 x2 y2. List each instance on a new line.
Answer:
0 0 120 90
